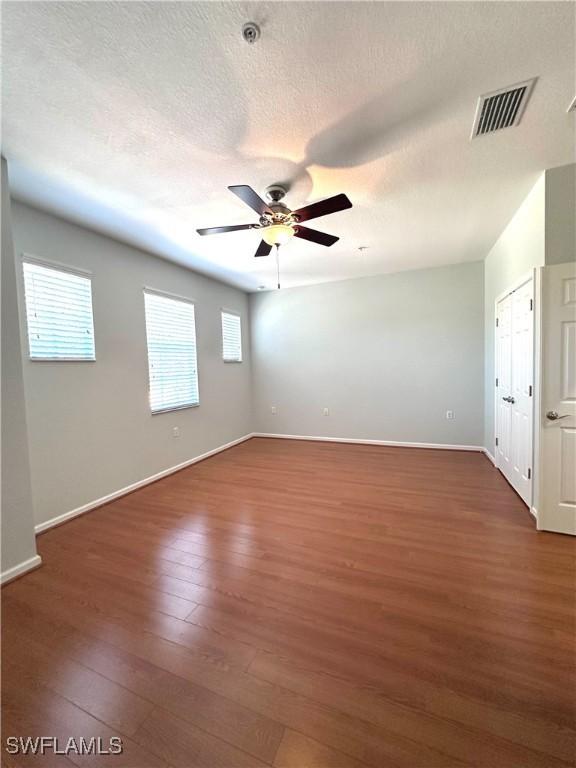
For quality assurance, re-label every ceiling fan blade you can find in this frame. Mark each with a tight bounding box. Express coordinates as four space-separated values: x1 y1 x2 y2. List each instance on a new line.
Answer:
254 240 272 258
228 185 272 216
295 226 339 247
292 193 352 223
196 224 254 236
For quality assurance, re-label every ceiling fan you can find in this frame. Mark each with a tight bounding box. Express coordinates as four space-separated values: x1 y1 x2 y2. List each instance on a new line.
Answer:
196 184 352 258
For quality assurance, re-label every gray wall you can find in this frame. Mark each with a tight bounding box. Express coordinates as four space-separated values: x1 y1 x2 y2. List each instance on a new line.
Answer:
483 174 546 454
12 202 252 528
1 160 39 577
250 262 484 447
545 163 576 266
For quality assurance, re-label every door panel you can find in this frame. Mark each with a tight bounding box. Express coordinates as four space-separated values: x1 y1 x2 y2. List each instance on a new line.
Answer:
560 428 576 504
495 295 512 472
561 320 576 400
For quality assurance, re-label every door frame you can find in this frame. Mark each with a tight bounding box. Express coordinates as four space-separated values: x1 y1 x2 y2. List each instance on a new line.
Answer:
493 269 537 513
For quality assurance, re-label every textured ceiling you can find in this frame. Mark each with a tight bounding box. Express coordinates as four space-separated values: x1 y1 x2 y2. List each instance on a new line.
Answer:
2 1 574 291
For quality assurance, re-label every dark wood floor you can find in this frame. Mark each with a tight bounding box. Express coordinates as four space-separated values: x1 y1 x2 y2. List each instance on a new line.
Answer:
2 438 575 768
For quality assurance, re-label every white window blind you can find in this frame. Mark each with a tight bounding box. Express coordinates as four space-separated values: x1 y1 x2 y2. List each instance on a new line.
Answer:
221 311 242 362
144 290 199 413
22 260 95 360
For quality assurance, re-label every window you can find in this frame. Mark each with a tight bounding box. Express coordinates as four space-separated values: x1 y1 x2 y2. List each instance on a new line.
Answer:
221 311 242 362
22 259 95 361
144 290 199 413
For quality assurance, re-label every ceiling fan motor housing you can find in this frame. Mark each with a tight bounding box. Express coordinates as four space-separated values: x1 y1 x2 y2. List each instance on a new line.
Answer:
260 186 294 225
265 184 288 203
270 203 291 216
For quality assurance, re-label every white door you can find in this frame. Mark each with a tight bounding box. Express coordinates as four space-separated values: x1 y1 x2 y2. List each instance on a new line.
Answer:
538 262 576 535
495 276 534 506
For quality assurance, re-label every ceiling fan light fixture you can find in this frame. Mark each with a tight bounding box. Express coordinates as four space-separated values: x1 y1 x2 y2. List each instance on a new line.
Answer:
261 223 295 246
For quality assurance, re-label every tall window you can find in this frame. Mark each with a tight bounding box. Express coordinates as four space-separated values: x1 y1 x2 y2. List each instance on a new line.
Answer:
144 290 199 413
22 259 95 360
221 310 242 362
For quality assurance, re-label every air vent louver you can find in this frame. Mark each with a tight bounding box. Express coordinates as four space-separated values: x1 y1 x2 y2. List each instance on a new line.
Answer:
471 78 536 138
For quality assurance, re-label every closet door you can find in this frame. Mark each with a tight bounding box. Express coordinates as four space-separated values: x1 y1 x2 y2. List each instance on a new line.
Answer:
495 277 534 506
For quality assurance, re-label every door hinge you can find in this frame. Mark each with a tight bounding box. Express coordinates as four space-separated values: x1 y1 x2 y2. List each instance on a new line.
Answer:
496 377 499 387
529 299 533 311
528 385 532 396
496 317 499 327
527 468 531 480
495 437 499 447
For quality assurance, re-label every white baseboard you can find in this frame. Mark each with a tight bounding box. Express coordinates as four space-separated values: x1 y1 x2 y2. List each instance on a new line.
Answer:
252 433 484 452
530 506 538 519
483 448 496 465
1 554 42 586
34 433 254 535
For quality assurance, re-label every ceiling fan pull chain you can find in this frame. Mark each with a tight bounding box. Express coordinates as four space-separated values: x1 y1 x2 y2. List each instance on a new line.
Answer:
276 244 281 290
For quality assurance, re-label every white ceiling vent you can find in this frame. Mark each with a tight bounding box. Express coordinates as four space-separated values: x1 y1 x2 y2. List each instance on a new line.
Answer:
471 78 537 138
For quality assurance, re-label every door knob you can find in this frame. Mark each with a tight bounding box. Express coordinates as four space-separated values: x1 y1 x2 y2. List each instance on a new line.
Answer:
546 411 569 421
502 396 516 404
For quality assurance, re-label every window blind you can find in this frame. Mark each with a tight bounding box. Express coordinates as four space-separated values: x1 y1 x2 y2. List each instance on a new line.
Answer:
22 260 95 360
221 311 242 362
144 290 199 413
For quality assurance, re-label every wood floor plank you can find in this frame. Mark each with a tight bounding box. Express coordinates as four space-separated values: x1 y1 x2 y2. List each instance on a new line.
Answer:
3 438 574 768
132 707 270 767
273 730 369 768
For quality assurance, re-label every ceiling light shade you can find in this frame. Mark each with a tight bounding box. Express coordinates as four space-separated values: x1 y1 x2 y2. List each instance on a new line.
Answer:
261 224 295 246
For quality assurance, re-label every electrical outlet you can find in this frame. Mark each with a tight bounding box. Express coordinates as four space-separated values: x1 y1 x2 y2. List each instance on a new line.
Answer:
172 427 180 438
446 410 455 420
271 406 277 415
323 407 330 416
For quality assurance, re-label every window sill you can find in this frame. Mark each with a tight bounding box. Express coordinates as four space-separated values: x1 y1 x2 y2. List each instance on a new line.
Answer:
151 403 200 415
29 357 96 362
